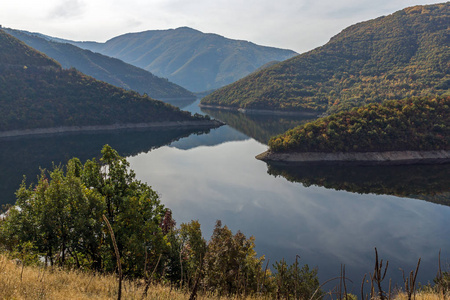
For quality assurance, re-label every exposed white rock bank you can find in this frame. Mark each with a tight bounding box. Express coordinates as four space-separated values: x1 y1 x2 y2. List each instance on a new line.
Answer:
256 150 450 165
0 120 223 138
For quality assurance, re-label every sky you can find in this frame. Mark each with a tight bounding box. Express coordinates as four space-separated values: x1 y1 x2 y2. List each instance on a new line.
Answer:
1 0 445 53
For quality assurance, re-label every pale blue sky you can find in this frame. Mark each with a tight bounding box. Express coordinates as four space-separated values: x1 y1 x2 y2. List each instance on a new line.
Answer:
1 0 444 53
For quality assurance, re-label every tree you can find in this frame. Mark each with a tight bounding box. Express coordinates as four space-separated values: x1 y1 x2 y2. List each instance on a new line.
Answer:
0 145 167 276
1 159 105 268
203 220 265 296
179 220 207 287
273 258 321 299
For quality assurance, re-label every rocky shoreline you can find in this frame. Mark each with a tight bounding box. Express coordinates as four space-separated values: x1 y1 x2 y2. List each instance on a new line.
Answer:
0 120 223 138
256 150 450 165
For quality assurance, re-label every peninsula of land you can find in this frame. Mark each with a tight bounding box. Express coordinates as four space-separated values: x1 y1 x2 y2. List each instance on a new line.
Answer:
257 96 449 165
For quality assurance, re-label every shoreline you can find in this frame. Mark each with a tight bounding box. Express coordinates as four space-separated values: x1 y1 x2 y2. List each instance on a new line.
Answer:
0 120 223 139
256 150 450 165
199 104 320 116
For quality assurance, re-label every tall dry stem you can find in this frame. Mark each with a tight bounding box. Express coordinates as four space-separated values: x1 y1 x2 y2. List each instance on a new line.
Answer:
401 257 421 300
103 214 122 300
372 248 390 300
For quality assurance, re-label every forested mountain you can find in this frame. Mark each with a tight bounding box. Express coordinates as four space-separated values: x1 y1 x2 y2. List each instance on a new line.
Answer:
267 96 449 153
0 30 214 132
201 3 449 114
3 28 195 100
65 27 297 92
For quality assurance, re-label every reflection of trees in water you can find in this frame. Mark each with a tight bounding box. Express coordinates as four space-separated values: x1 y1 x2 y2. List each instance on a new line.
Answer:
0 127 211 206
201 108 315 144
267 163 450 206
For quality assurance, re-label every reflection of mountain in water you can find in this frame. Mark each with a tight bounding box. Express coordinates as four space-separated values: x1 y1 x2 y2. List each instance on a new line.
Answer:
267 163 450 206
169 125 249 150
162 98 197 109
0 127 212 206
200 108 315 144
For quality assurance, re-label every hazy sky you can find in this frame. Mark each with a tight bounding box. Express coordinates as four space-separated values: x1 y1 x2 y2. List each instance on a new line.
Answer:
1 0 444 53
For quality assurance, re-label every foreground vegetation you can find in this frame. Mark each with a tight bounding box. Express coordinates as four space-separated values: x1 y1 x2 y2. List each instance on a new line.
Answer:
0 253 448 300
268 96 449 153
0 254 261 300
201 3 449 114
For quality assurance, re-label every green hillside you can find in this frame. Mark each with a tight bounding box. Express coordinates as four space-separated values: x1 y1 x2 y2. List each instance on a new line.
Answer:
69 27 298 92
0 30 60 68
268 96 449 153
0 30 212 132
3 28 195 100
201 3 449 113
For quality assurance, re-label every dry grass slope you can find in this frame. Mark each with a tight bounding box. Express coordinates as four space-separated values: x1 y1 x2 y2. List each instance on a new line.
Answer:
0 255 268 300
1 255 447 300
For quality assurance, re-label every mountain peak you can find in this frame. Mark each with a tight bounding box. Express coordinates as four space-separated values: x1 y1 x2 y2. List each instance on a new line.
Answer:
68 28 297 92
174 26 201 33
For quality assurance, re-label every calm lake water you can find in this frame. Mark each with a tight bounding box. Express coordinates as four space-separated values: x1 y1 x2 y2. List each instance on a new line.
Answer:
1 98 449 293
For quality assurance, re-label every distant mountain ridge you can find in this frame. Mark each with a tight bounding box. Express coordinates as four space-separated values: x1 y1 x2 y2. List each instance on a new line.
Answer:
64 27 298 92
201 3 449 114
3 28 195 100
0 30 217 134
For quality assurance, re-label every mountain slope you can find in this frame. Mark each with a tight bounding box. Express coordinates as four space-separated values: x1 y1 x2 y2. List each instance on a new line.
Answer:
0 30 215 133
3 28 195 100
201 3 449 113
68 27 297 92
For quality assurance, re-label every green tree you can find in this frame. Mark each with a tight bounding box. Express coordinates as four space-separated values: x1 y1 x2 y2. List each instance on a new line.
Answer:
92 145 167 276
179 220 207 287
1 159 105 268
273 258 321 299
1 145 167 277
203 220 265 296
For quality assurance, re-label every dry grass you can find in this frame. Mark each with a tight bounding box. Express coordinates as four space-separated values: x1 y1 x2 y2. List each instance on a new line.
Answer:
0 254 447 300
394 292 449 300
0 254 268 300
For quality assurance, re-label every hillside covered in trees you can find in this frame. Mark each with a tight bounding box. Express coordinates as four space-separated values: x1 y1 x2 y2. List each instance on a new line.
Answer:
201 3 449 114
266 96 449 153
66 27 298 92
3 28 195 100
0 30 215 133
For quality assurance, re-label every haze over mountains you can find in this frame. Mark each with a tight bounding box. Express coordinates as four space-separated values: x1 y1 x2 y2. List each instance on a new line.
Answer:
61 27 298 92
202 3 449 114
3 28 195 101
